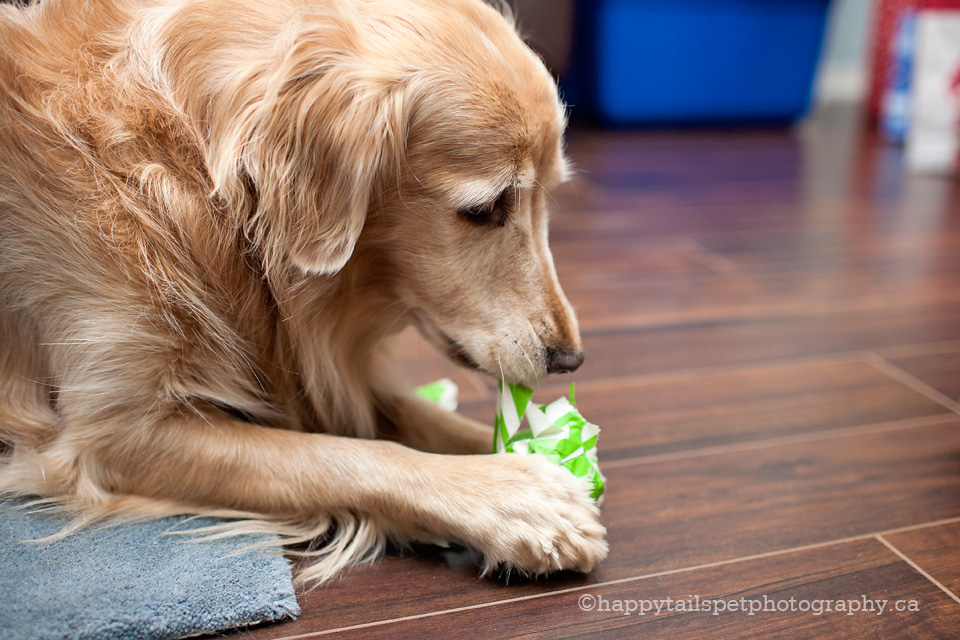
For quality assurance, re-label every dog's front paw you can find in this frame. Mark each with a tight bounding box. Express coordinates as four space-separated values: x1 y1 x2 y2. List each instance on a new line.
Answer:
448 453 608 576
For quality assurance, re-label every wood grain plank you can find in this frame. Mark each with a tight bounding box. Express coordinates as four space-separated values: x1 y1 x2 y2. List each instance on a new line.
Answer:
550 108 958 243
238 420 960 638
592 419 960 581
550 228 960 332
548 141 960 297
572 301 960 382
695 229 960 273
456 360 952 461
328 539 960 639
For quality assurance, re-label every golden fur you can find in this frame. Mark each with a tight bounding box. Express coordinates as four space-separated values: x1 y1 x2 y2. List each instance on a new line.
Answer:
0 0 607 585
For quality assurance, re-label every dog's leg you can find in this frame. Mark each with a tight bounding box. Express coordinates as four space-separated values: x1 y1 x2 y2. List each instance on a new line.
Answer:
0 311 58 449
365 344 493 455
84 411 606 575
377 393 494 455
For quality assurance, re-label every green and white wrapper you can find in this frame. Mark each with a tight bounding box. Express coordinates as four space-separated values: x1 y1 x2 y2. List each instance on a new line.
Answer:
414 378 459 412
494 382 606 501
414 377 605 502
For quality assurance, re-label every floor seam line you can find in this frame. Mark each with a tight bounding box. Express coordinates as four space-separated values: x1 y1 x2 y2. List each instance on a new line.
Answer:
685 238 745 276
579 297 960 336
602 413 958 470
530 341 960 394
865 353 960 416
875 535 960 606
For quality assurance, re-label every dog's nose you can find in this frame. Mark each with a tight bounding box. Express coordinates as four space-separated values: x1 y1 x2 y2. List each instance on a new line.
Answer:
545 347 584 374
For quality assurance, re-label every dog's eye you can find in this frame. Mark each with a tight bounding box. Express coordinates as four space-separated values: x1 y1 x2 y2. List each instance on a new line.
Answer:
457 190 511 228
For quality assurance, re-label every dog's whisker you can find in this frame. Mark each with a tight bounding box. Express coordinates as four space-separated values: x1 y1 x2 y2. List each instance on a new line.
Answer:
365 302 411 357
496 346 505 383
514 339 539 389
532 176 559 207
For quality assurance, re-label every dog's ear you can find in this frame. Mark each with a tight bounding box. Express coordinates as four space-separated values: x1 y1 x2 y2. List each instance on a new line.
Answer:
210 33 404 276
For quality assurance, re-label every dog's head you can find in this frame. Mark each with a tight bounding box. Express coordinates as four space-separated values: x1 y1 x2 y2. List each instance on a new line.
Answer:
208 0 580 386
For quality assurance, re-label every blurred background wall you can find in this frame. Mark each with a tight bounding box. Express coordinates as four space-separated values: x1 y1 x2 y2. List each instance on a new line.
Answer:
815 0 874 105
513 0 959 172
515 0 876 110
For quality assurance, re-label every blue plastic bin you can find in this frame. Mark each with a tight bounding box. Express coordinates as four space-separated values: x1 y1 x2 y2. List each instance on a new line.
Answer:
564 0 831 125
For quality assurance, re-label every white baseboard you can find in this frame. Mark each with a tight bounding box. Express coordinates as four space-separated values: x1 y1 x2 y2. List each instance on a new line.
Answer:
815 62 867 105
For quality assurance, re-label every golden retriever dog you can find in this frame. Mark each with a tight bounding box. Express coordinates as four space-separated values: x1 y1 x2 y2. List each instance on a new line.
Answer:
0 0 607 584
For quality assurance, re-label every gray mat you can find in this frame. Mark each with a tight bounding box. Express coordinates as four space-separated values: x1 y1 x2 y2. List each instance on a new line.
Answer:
0 499 299 640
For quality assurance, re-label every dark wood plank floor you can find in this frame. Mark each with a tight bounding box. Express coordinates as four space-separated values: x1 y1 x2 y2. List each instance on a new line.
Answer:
233 106 960 639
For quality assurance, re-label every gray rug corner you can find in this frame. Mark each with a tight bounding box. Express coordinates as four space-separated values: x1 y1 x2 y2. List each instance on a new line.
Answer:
0 499 300 640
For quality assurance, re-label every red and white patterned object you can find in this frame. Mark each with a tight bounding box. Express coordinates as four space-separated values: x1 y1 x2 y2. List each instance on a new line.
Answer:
867 0 960 123
906 10 960 174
